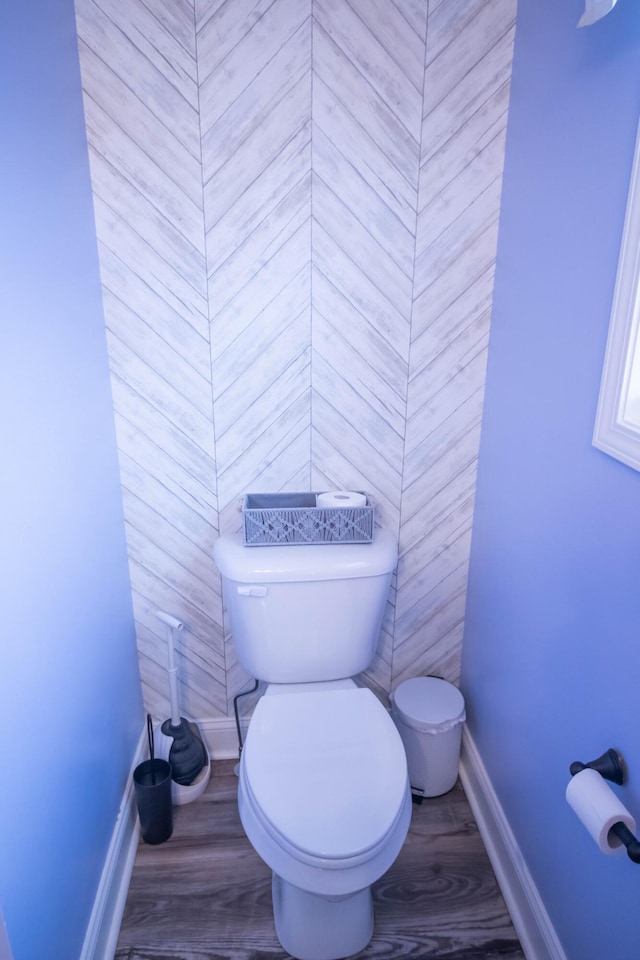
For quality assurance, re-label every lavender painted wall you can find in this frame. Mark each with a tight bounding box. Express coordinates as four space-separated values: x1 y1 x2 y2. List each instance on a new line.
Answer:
461 1 640 957
0 1 142 957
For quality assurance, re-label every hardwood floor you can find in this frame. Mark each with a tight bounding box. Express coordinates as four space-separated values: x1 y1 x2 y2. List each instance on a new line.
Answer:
116 760 524 960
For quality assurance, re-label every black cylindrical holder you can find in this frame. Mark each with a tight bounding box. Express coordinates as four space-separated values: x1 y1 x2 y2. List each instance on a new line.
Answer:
133 758 173 845
609 821 640 863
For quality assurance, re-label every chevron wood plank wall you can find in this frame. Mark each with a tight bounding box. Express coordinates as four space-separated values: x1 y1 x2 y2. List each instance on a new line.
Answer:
75 0 227 721
75 0 516 721
396 0 517 686
198 0 313 697
310 0 426 695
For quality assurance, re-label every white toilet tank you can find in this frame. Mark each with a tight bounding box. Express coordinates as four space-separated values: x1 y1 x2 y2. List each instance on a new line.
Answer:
213 529 398 683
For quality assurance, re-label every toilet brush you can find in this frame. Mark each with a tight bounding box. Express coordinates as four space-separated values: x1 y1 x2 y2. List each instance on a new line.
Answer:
155 611 207 786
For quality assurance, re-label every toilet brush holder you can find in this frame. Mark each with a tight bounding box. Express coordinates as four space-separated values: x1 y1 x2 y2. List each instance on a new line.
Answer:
133 716 173 844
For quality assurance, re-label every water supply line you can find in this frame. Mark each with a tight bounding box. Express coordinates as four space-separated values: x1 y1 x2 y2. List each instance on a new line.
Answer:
233 677 259 774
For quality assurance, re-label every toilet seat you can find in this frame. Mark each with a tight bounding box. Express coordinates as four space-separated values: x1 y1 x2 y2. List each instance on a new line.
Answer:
241 687 408 865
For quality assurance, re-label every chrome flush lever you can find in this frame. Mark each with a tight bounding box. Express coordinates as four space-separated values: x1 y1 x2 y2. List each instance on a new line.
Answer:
237 585 268 597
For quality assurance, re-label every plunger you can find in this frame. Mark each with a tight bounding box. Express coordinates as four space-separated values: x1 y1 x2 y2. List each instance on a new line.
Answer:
156 611 206 785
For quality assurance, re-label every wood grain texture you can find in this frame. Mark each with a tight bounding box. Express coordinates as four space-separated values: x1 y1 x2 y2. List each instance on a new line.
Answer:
76 0 517 721
115 760 524 960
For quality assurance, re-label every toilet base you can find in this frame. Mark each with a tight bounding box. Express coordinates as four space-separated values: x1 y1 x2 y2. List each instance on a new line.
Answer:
272 872 374 960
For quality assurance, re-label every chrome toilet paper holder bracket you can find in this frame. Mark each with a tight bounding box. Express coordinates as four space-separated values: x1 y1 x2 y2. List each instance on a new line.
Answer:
569 748 640 863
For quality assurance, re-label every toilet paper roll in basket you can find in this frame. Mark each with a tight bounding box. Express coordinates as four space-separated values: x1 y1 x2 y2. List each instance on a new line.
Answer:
316 491 367 508
566 767 636 854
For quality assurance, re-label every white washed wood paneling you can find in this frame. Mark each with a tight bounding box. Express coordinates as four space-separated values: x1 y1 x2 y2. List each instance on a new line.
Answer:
75 0 517 719
198 0 313 706
75 0 225 722
396 0 517 685
310 0 423 696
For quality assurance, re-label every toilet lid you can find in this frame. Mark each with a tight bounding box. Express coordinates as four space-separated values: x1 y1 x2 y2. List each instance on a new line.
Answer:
242 687 408 861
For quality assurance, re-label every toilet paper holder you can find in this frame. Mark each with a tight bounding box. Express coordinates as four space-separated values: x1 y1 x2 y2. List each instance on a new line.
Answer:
569 747 625 784
569 749 640 863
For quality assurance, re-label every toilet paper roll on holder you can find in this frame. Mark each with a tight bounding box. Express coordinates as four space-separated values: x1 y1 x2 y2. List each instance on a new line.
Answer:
569 749 640 863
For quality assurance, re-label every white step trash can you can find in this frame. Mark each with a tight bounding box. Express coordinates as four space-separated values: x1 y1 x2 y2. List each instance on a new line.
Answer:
391 677 466 800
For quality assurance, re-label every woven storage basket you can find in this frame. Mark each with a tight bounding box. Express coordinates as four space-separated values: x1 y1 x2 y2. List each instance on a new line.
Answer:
242 492 374 546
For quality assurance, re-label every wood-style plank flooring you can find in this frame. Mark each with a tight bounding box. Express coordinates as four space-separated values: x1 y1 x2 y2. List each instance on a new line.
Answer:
116 760 524 960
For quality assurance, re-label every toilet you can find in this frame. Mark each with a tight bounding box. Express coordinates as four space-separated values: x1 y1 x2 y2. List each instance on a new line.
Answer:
213 528 411 960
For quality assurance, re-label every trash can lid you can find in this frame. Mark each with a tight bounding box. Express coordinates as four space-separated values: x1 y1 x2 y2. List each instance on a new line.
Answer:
391 677 465 733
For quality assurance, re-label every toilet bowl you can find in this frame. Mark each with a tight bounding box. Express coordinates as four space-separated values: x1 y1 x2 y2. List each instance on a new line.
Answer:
238 683 411 960
213 527 408 959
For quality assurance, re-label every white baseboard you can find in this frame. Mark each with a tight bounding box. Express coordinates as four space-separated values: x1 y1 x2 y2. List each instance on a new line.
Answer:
459 728 567 960
80 727 146 960
200 716 241 760
0 909 14 960
80 716 239 960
